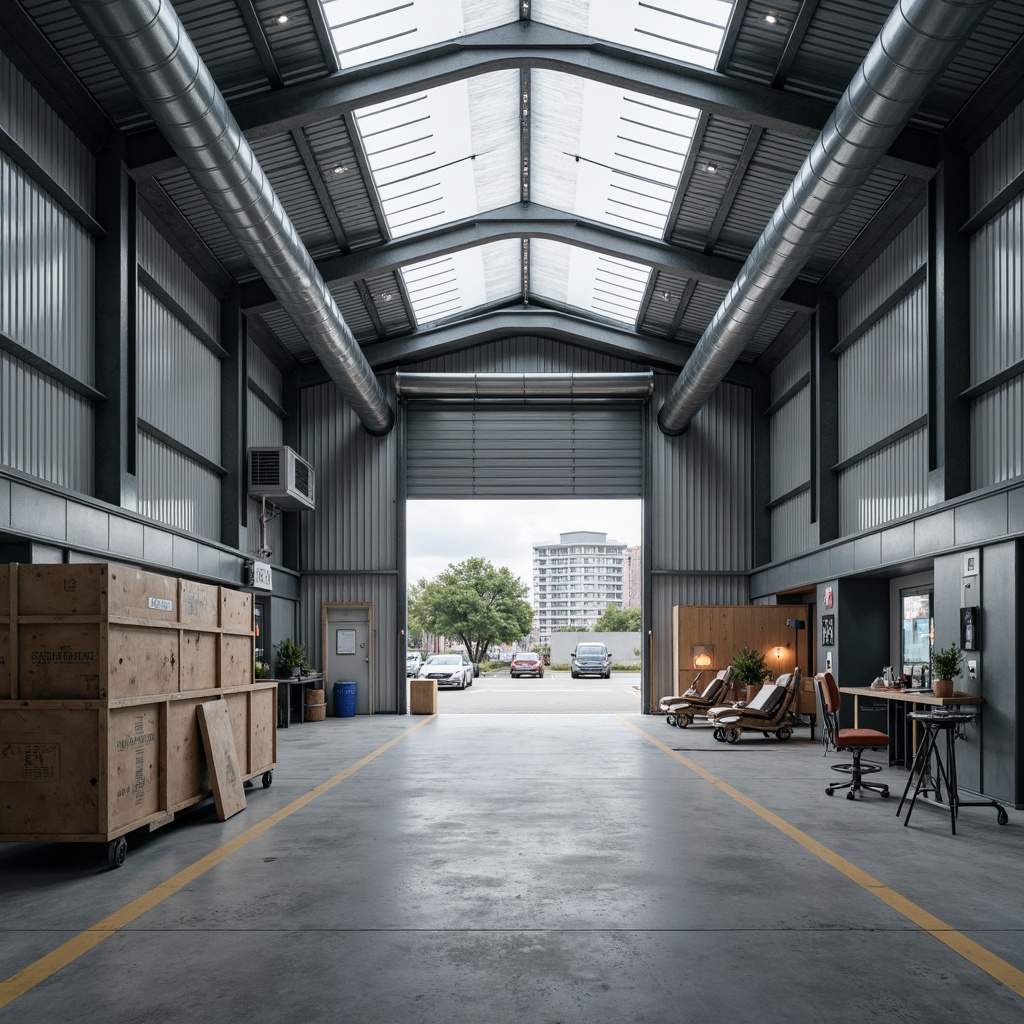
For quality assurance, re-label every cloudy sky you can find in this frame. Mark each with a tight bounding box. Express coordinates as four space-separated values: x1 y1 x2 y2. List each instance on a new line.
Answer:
407 499 642 597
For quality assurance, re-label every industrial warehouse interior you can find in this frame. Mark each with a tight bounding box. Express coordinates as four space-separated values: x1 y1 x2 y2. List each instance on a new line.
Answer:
3 0 1024 1019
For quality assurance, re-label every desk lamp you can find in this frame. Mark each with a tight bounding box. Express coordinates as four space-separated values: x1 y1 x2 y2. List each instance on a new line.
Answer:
785 618 806 672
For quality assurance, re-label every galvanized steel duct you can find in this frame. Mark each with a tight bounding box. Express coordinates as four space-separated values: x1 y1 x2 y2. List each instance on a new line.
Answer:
71 0 394 436
395 372 655 400
657 0 995 435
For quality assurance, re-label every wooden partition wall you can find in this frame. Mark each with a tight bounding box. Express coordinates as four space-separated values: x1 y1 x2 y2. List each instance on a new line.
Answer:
672 604 812 704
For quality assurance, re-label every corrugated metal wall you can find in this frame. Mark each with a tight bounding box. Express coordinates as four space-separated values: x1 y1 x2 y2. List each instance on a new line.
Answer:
246 340 286 557
649 373 753 700
247 340 284 406
299 379 399 710
136 432 221 538
135 214 222 539
836 215 929 533
970 99 1024 488
771 491 816 562
0 54 95 493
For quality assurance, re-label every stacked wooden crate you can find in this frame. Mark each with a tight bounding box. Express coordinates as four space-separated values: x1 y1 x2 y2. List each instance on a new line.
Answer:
0 564 275 853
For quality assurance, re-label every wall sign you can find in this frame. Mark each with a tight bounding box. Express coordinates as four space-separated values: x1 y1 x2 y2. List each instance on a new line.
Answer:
823 587 834 609
821 614 835 647
247 561 273 591
336 628 357 655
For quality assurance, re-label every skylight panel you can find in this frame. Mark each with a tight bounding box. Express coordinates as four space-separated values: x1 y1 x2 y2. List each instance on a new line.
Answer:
533 0 734 68
531 240 651 327
354 72 519 239
402 239 521 327
531 72 698 239
322 0 518 70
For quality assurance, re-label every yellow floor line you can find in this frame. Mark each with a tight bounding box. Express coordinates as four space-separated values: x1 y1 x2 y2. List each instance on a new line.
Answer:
619 717 1024 999
0 715 436 1010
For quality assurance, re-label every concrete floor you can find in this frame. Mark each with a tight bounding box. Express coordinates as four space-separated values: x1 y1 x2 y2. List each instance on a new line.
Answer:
2 714 1023 1022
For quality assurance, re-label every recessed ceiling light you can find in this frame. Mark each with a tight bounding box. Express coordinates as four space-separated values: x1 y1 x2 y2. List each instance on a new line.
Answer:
333 165 346 174
706 162 718 174
273 13 288 24
379 292 393 303
764 12 779 25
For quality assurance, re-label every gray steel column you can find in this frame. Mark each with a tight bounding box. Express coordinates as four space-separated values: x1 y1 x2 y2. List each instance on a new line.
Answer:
814 294 839 544
751 374 772 568
658 0 996 435
71 0 394 436
94 139 138 511
928 143 972 504
220 292 246 551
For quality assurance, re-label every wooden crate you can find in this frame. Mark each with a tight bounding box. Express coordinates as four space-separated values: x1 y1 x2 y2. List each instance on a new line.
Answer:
410 678 438 715
0 682 277 844
5 563 255 699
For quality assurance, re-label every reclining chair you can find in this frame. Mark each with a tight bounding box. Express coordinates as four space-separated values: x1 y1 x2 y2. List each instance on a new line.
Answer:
659 667 733 727
813 672 890 800
705 671 800 743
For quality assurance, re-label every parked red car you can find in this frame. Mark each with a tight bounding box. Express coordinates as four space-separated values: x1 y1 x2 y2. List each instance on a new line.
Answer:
510 652 544 678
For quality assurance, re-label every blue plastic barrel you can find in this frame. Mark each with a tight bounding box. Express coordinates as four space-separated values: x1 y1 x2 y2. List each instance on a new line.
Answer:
334 681 358 717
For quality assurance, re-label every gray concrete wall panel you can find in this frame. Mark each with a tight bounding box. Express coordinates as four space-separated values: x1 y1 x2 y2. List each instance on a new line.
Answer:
838 428 927 535
136 432 221 541
137 286 222 463
0 51 94 211
0 351 94 492
970 97 1024 213
1 157 95 380
954 492 1010 546
137 215 219 339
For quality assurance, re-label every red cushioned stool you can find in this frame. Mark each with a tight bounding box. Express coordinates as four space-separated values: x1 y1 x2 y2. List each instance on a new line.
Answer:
814 672 890 800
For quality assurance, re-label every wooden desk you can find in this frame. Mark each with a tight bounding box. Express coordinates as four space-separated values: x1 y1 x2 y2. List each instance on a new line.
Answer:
839 687 982 766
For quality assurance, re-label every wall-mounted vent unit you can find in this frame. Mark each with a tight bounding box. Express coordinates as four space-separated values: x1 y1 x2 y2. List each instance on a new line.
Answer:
247 446 315 510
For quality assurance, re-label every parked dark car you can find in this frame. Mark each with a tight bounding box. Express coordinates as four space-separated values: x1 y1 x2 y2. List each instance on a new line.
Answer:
571 642 611 679
510 652 544 678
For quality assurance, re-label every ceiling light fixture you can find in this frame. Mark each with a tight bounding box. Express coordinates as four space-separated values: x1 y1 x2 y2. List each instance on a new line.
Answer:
764 13 778 25
274 13 288 24
706 162 718 174
333 165 346 174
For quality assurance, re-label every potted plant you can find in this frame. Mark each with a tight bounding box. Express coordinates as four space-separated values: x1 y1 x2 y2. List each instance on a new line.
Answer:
931 643 963 699
732 645 771 702
275 638 308 678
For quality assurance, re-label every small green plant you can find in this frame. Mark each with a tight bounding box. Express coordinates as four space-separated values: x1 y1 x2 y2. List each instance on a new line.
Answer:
732 645 772 689
932 643 963 681
254 661 270 679
275 638 308 677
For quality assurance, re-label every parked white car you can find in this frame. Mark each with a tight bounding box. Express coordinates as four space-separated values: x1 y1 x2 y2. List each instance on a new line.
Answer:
406 652 423 677
420 653 474 690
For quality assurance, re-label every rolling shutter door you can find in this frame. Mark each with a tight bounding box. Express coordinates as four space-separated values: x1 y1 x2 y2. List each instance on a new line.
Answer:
405 402 643 498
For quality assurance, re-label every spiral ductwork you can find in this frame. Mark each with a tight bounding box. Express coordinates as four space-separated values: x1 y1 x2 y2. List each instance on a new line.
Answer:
71 0 394 436
657 0 995 435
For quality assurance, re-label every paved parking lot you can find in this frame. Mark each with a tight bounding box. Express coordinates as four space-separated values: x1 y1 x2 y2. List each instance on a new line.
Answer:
430 669 641 714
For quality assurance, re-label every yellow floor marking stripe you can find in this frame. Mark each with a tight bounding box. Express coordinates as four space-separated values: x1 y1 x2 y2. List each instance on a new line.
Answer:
619 717 1024 999
0 715 436 1010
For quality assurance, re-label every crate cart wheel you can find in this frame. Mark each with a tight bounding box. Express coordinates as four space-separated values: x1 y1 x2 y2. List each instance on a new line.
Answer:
107 836 128 869
262 771 274 788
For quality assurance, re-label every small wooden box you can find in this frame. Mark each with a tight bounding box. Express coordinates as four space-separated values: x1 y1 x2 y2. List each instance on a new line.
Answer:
410 678 437 715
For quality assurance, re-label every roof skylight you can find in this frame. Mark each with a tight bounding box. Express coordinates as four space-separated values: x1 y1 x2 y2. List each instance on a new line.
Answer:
322 0 517 69
533 0 734 69
402 239 521 327
531 240 651 326
531 72 698 239
354 72 519 238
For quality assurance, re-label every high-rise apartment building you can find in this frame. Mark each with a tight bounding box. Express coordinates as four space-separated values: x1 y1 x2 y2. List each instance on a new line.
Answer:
533 531 626 642
623 546 642 608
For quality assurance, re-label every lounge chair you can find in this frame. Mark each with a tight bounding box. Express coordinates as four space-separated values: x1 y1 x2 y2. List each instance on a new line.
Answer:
659 667 733 727
706 671 801 743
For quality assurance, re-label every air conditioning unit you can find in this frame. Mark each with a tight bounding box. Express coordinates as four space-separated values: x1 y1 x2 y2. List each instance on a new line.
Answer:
247 446 315 510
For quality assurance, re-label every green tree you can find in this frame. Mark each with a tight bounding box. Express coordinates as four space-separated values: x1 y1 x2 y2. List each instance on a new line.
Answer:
408 557 534 664
593 604 642 632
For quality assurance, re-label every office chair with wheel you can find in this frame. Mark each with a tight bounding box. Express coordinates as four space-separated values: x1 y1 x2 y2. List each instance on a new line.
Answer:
814 672 890 800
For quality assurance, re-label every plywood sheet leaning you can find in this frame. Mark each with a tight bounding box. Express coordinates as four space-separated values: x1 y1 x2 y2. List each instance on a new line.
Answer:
196 701 246 821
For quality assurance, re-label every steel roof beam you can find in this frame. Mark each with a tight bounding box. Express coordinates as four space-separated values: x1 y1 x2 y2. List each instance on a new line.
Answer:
239 203 818 312
126 23 938 179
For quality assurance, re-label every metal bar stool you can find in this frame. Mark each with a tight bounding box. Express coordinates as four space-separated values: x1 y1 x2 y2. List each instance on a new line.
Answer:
897 710 1008 833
